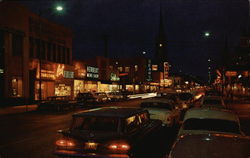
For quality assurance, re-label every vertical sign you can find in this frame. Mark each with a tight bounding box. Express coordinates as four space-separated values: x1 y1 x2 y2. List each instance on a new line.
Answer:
146 59 152 81
163 62 169 79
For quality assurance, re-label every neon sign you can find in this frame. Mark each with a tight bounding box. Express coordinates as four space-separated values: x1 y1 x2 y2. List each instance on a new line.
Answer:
56 64 65 77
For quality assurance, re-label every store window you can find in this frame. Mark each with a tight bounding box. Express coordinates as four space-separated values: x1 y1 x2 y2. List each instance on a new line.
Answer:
125 67 130 73
135 65 138 72
11 77 23 97
55 84 71 96
74 80 84 97
118 67 123 72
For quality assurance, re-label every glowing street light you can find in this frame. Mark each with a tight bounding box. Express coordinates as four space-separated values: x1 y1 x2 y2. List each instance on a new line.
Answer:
142 51 146 55
204 32 210 37
56 5 63 11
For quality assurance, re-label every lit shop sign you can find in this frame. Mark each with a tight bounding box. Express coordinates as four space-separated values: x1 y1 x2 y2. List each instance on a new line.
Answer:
87 66 99 79
225 71 237 77
163 62 169 79
146 59 152 81
41 70 55 79
111 73 120 81
64 71 74 78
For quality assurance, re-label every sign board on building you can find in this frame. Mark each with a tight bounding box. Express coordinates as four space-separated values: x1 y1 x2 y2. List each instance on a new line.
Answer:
86 66 99 79
163 62 169 79
225 71 237 77
111 73 120 81
64 71 74 78
146 59 152 81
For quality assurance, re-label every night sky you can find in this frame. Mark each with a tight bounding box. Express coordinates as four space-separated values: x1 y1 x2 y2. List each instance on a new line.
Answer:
20 0 249 80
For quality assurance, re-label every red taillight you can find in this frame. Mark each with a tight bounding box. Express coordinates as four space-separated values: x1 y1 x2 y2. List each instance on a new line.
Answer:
108 143 130 151
56 139 75 147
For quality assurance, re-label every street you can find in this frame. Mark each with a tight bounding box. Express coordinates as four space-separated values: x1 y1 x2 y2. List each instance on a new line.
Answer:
0 98 249 158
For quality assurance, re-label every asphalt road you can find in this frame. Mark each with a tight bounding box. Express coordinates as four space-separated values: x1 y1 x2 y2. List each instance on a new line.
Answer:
0 98 249 158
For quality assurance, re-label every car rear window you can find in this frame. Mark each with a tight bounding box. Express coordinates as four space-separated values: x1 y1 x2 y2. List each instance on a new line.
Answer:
71 116 119 132
141 102 173 110
179 93 193 101
203 99 221 105
183 118 240 134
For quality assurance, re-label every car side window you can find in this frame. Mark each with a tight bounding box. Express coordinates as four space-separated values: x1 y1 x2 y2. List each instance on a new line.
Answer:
138 112 149 125
125 115 140 133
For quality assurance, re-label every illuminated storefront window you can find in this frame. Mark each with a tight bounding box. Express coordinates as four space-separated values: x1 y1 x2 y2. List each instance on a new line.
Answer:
35 81 54 100
126 85 134 92
55 84 71 96
84 81 98 92
11 77 23 97
74 80 84 97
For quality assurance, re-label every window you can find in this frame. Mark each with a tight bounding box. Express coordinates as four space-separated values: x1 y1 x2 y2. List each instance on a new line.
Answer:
138 112 149 124
12 34 23 56
118 67 123 72
152 65 158 71
40 40 46 59
125 67 130 72
0 31 4 69
134 65 138 71
52 44 56 62
183 118 240 134
62 47 66 64
11 77 23 97
71 116 119 132
126 115 140 132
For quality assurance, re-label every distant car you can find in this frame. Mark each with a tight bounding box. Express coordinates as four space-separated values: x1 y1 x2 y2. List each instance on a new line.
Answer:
54 107 162 158
106 92 124 101
76 92 97 106
177 92 194 109
167 134 250 158
93 92 110 103
178 108 245 137
141 97 181 127
38 96 76 111
201 96 225 109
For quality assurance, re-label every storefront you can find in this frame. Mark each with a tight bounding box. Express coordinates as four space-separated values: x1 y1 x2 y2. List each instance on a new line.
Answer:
31 60 74 100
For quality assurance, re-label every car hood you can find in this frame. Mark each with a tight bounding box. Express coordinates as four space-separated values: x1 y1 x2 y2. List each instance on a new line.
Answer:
178 129 242 137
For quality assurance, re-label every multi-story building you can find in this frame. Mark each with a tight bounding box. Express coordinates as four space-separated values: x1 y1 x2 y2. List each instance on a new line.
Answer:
0 2 73 104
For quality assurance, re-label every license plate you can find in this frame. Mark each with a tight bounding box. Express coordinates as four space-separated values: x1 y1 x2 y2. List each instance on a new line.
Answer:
84 142 98 150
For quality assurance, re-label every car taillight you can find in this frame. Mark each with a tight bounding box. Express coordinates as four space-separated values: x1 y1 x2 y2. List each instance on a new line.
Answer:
56 139 75 147
108 143 130 151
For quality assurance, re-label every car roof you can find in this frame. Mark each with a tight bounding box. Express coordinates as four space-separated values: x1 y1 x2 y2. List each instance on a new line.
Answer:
170 134 250 158
142 97 174 104
73 107 147 118
203 96 222 100
184 108 238 122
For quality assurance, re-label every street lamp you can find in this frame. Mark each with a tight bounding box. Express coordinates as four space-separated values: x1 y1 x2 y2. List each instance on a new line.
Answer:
38 4 64 101
204 32 210 37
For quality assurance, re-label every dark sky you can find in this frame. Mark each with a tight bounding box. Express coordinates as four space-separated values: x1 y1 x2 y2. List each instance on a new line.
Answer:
20 0 249 80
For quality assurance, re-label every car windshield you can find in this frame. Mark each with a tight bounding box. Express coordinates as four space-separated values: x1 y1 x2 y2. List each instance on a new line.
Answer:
183 118 240 134
179 93 193 101
141 102 173 110
71 116 119 132
203 99 221 105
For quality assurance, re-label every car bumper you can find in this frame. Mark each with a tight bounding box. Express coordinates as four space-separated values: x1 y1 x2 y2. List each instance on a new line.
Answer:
54 150 129 158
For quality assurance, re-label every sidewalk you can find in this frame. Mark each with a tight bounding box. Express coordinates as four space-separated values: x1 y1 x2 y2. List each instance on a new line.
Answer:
0 104 38 115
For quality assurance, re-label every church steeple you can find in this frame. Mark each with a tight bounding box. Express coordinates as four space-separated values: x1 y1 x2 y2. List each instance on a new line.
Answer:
155 4 167 63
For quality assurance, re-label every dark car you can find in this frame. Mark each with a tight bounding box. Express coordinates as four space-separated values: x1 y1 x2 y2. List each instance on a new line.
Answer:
38 96 76 111
76 92 97 106
54 107 162 158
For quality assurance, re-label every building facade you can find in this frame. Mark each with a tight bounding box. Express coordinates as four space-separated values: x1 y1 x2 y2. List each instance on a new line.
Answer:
0 2 73 104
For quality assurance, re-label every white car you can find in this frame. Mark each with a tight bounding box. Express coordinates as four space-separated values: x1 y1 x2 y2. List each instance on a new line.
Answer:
201 96 226 109
178 108 245 137
167 133 250 158
141 97 181 127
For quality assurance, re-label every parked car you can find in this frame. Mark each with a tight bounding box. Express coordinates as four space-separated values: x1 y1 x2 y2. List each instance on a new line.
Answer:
38 96 77 111
177 92 194 109
201 96 226 109
54 107 162 158
93 92 110 103
205 90 222 96
76 92 97 106
106 92 124 101
178 108 245 137
141 97 181 127
167 133 250 158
